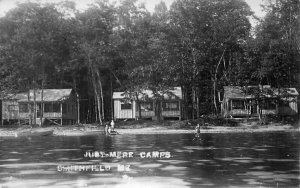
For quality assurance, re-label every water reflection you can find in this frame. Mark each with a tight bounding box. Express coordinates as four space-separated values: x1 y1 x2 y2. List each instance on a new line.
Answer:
0 132 299 187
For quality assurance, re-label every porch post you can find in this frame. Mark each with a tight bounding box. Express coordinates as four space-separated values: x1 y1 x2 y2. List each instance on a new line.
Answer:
179 100 181 120
153 100 155 120
77 93 80 124
132 100 133 119
225 100 228 117
161 100 163 121
230 100 232 118
250 101 252 116
60 103 63 125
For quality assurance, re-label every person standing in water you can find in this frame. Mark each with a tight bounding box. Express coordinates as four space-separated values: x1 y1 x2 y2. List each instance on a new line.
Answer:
105 124 109 135
110 120 115 131
108 126 112 134
195 124 200 137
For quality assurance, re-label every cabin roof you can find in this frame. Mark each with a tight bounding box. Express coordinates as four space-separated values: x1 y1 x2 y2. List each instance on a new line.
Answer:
113 87 182 100
3 89 73 102
223 86 253 99
223 86 298 99
274 88 299 96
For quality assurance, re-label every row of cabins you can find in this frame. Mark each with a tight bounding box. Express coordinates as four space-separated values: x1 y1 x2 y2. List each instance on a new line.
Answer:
113 87 182 120
221 86 298 118
0 86 298 125
0 87 182 125
114 85 299 120
1 89 77 126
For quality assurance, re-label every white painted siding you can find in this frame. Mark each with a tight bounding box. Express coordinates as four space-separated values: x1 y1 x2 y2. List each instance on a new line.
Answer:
162 100 181 117
138 111 155 117
261 109 276 115
2 100 19 120
162 111 180 116
114 100 136 119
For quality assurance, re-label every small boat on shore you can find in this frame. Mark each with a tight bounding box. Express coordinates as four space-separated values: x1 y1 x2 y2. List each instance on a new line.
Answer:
15 128 54 137
109 131 118 135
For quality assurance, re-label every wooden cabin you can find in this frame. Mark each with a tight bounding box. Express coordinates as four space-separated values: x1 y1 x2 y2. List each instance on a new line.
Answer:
220 86 298 118
1 89 77 126
113 87 182 120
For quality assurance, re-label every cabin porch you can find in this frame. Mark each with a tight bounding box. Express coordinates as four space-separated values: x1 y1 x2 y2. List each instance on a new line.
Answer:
222 98 277 118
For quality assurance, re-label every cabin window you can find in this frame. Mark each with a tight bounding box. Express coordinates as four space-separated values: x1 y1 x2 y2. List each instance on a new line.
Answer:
44 103 61 113
8 105 18 111
163 101 179 111
231 100 244 110
44 103 51 112
121 103 132 110
19 103 29 113
53 103 60 112
140 102 153 111
62 103 67 113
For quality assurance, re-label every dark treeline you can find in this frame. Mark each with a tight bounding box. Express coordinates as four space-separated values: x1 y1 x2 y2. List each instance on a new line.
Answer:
0 0 299 123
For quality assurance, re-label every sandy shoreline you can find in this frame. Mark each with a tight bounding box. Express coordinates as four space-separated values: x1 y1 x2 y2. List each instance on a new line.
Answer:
0 124 299 137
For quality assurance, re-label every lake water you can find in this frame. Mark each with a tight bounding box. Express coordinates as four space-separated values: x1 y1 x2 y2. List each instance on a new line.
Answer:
0 132 299 188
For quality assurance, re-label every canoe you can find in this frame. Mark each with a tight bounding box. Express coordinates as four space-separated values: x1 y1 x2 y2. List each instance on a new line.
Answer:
15 129 54 137
104 131 118 136
109 131 118 135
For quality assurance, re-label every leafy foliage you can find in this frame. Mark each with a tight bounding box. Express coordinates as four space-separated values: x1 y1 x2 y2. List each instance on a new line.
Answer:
0 0 298 122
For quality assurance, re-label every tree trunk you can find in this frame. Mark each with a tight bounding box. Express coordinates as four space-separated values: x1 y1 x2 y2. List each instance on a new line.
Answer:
213 49 226 115
196 88 200 119
154 99 162 122
135 92 142 119
91 67 100 123
181 85 187 120
40 79 44 127
33 80 36 126
213 78 218 115
94 95 98 122
28 83 32 126
258 103 262 123
95 69 104 124
96 93 102 124
192 86 195 120
87 51 102 125
110 74 113 120
77 92 80 124
191 48 197 120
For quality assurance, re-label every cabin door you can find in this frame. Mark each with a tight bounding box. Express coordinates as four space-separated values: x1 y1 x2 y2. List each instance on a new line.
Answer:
250 100 257 115
37 103 42 118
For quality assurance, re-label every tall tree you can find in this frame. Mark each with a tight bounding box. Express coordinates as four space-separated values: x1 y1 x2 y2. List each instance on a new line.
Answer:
0 2 75 125
169 0 252 117
74 1 116 124
253 0 300 89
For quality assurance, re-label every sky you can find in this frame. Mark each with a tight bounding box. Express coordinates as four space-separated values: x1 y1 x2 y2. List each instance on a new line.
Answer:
0 0 266 24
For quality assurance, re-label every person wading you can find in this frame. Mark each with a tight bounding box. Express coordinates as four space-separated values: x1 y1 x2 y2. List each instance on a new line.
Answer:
193 124 201 141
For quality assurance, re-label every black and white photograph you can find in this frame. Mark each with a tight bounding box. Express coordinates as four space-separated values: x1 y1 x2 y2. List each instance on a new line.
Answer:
0 0 299 187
